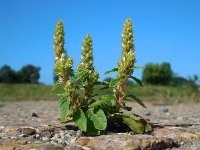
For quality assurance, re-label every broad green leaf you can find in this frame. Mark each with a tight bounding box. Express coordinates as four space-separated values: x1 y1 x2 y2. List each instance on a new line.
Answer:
87 108 107 130
86 118 100 135
89 95 115 108
145 123 152 132
74 70 88 81
109 78 120 87
106 99 116 107
123 116 144 134
129 76 143 87
104 68 118 75
59 96 70 122
125 94 146 108
73 109 87 131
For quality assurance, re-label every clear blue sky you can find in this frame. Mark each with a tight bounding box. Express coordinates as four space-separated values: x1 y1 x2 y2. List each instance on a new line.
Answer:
0 0 200 84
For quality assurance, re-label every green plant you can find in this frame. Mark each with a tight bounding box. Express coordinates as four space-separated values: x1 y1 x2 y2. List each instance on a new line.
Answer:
53 20 107 135
53 18 152 135
104 18 151 133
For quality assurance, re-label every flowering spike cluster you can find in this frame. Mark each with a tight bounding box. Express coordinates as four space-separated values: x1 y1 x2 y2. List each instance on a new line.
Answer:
54 20 73 83
54 20 78 108
54 20 65 58
117 18 136 80
78 34 94 71
77 34 99 101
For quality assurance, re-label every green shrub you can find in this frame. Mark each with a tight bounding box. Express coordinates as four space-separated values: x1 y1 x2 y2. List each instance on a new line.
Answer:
142 62 173 85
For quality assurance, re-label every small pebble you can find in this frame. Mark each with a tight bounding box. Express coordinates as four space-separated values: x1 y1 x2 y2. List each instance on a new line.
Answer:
42 137 49 142
159 107 169 113
19 127 36 135
32 112 39 117
35 134 40 138
10 136 16 139
18 134 27 137
145 111 151 116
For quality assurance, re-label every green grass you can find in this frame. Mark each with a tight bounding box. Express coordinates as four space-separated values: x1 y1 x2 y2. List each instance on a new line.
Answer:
0 83 199 103
0 84 57 101
94 84 200 104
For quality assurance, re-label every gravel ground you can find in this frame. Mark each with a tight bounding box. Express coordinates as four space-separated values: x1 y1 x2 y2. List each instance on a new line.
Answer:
0 100 200 150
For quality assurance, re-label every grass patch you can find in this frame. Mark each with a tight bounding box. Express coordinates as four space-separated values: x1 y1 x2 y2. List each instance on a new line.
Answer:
0 83 199 103
0 84 57 101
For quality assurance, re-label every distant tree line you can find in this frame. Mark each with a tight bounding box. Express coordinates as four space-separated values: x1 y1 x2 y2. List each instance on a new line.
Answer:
104 62 199 88
142 62 199 88
0 64 40 84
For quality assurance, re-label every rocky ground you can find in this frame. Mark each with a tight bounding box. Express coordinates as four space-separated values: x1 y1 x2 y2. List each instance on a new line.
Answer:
0 100 199 150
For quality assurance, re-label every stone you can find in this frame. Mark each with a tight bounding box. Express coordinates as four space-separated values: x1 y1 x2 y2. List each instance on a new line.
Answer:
18 134 27 137
180 132 200 141
75 137 90 146
18 140 28 145
10 136 16 139
159 107 169 113
57 139 65 144
40 130 52 138
32 112 39 117
145 111 151 116
4 127 19 133
42 137 50 142
18 127 36 135
28 134 36 140
85 136 141 150
54 133 61 138
141 139 151 149
35 134 40 138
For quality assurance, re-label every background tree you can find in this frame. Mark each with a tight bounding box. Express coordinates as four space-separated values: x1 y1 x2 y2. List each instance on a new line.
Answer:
18 64 40 84
142 62 173 85
0 65 18 83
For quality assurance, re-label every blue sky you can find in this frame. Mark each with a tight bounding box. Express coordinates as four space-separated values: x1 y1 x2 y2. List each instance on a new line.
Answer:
0 0 200 84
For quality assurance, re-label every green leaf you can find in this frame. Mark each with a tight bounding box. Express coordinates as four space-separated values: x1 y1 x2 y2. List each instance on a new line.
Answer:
73 109 87 131
123 116 145 134
86 118 100 135
74 70 88 81
104 68 118 75
145 123 152 132
125 94 146 108
134 66 145 69
52 81 61 94
89 95 115 108
109 78 120 87
87 108 107 130
59 96 70 122
129 76 143 87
